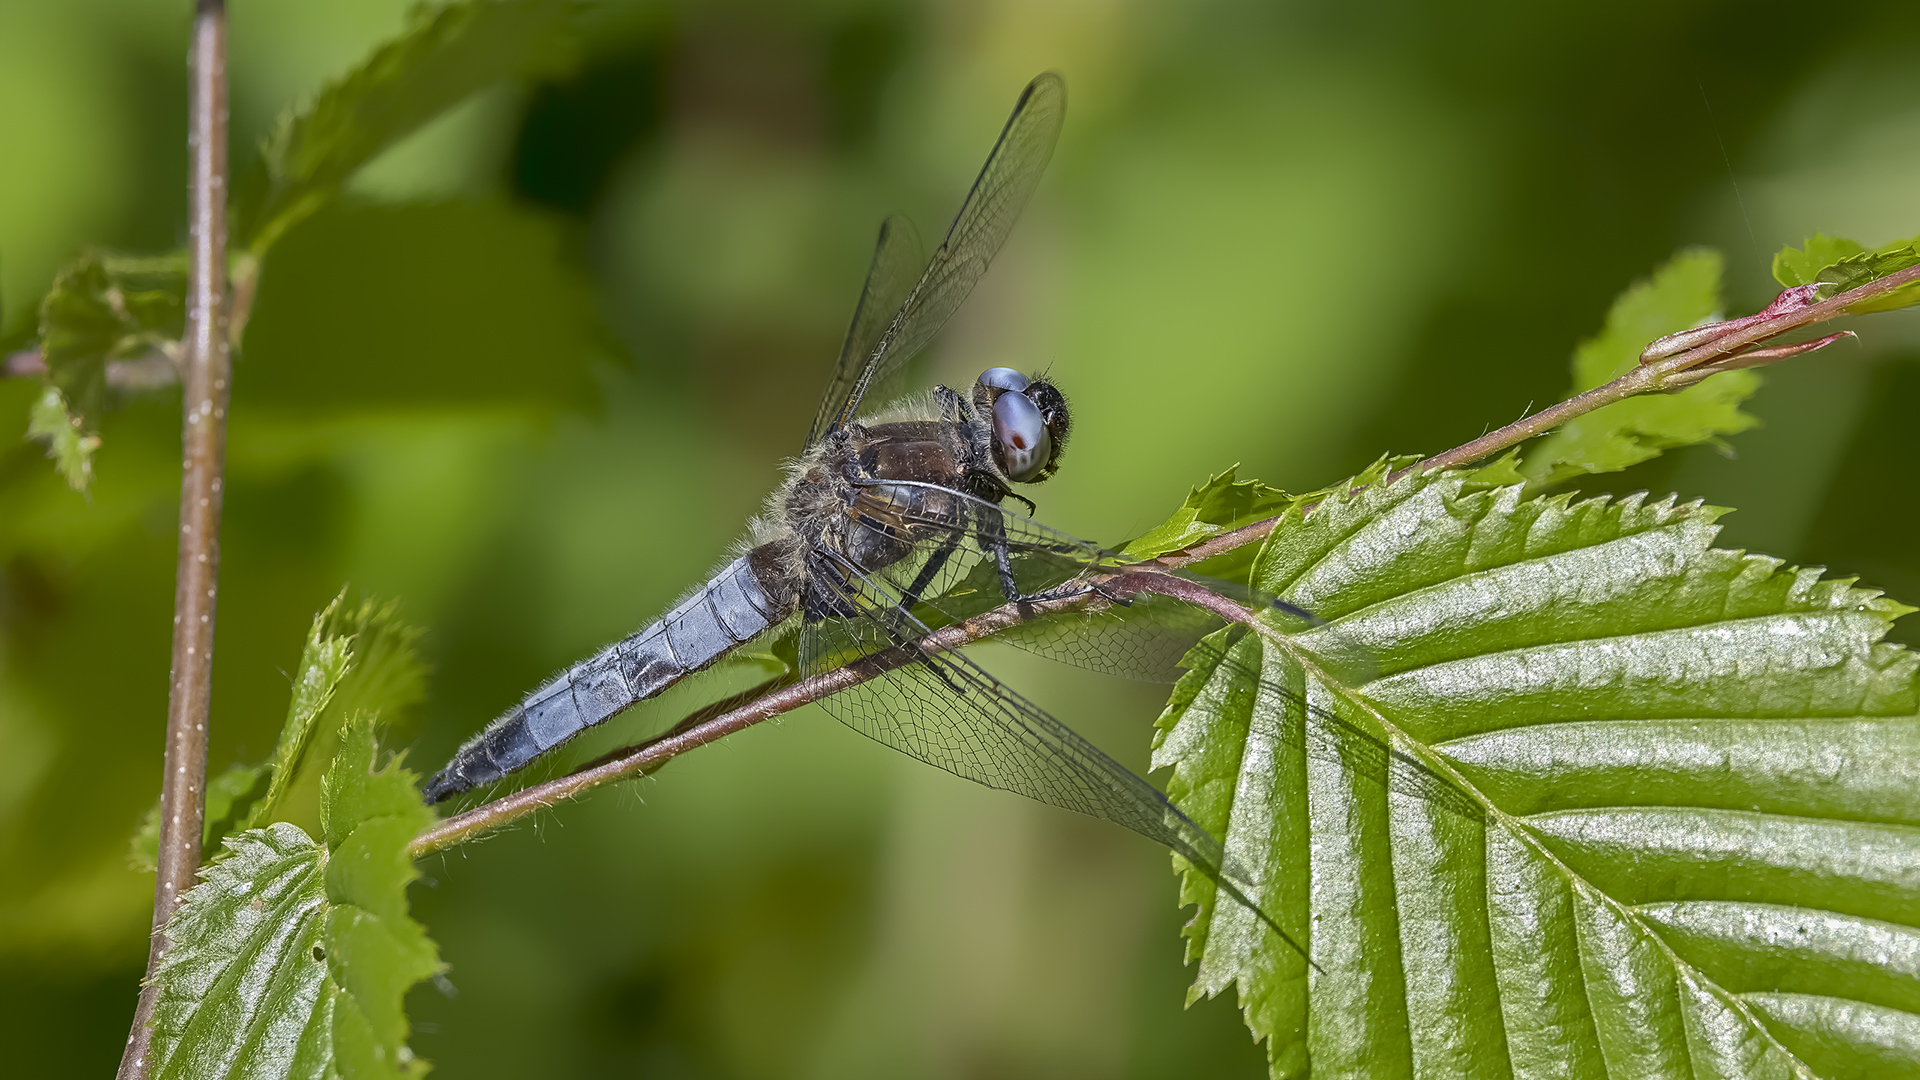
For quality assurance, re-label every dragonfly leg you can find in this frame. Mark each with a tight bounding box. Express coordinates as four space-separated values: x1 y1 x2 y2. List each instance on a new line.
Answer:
902 535 961 607
814 545 970 697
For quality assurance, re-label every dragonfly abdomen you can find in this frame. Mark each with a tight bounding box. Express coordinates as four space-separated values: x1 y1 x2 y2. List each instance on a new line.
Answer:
422 553 792 803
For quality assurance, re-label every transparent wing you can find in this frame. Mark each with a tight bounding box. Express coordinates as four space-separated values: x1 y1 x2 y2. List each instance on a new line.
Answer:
839 480 1482 823
805 215 924 449
812 72 1067 445
798 545 1313 963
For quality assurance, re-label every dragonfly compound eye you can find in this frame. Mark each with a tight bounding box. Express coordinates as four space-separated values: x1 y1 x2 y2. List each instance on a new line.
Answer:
976 366 1031 395
992 386 1053 482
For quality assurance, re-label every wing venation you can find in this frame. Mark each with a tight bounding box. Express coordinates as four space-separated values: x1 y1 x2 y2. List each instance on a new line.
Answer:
806 72 1067 447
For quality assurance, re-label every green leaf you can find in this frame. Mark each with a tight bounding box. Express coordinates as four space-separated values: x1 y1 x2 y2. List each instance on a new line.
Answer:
129 761 272 873
1773 233 1869 288
1119 465 1304 586
1154 462 1920 1078
317 715 442 1078
148 716 441 1079
1122 465 1296 559
25 384 100 491
247 593 358 833
1458 448 1526 490
1519 249 1761 489
35 249 187 423
22 249 187 489
1773 232 1920 315
146 823 332 1080
233 0 579 254
250 594 427 835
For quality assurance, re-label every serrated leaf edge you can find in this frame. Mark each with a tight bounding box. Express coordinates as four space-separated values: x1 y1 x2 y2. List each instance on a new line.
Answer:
1172 466 1909 1076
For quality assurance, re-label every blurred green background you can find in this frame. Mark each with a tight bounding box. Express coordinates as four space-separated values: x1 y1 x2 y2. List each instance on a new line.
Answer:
3 1 1919 1076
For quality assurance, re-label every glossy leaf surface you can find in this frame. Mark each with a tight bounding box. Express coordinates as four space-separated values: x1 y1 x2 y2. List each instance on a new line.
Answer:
1155 463 1920 1079
148 716 441 1079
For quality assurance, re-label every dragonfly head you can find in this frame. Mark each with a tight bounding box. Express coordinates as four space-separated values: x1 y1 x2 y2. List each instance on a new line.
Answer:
975 367 1071 484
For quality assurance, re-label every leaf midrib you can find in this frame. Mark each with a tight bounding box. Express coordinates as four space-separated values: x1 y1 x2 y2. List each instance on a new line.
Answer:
1249 540 1837 1077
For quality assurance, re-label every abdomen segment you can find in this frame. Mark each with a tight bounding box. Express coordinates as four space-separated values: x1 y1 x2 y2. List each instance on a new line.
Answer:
423 552 792 803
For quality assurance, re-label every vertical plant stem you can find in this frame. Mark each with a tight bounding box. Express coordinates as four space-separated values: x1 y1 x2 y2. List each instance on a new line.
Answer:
118 2 229 1076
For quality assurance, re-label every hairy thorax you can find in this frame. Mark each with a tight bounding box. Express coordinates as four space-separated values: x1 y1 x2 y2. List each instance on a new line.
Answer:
743 411 979 606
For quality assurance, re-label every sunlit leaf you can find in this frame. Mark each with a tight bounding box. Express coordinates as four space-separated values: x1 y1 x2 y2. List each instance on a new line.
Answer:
1773 232 1920 315
1118 465 1307 588
247 593 357 833
146 823 331 1080
148 716 441 1079
234 0 579 254
250 595 427 836
1156 461 1920 1079
1122 466 1296 559
1520 249 1761 489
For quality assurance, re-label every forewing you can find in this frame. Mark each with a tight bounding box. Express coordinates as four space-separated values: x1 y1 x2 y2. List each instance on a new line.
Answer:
798 552 1309 961
845 481 1477 823
806 215 924 449
821 73 1067 438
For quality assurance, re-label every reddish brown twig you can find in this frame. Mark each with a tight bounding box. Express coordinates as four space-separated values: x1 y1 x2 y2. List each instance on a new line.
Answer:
119 3 230 1076
1398 266 1916 481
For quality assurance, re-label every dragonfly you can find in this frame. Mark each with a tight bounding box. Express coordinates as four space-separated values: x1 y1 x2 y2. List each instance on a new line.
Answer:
423 72 1479 966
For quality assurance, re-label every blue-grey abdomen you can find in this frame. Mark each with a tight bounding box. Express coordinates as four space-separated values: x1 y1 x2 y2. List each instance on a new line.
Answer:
423 551 793 802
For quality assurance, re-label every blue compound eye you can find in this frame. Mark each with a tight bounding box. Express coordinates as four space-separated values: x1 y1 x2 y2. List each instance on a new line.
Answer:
976 366 1030 395
991 388 1052 482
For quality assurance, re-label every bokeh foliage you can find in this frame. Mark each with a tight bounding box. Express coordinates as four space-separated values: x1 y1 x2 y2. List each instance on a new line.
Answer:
3 1 1920 1077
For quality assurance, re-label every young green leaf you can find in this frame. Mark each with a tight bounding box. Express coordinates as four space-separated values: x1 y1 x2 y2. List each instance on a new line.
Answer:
35 250 186 421
1458 448 1526 490
144 822 332 1080
317 715 442 1078
148 715 441 1079
1121 466 1297 560
25 385 100 491
249 594 427 836
1773 232 1920 315
22 250 187 489
233 0 579 255
1519 249 1761 489
1156 461 1920 1079
247 594 358 832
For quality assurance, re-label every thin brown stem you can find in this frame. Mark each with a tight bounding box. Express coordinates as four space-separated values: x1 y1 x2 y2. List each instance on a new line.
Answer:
1161 516 1279 567
119 3 228 1076
1402 263 1920 480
